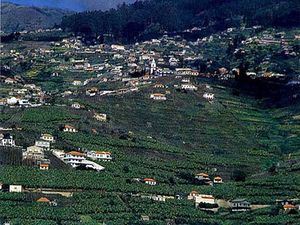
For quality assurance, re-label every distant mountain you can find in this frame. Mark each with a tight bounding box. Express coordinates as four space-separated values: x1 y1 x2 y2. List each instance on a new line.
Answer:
0 2 73 33
5 0 137 12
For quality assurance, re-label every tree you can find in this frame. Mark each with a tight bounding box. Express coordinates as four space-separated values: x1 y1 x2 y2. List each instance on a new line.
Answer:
231 169 246 182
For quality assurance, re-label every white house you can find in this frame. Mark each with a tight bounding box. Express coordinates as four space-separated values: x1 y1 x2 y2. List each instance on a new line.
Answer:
230 199 251 212
63 151 85 167
35 140 51 150
111 45 125 51
9 185 22 193
150 93 166 101
213 176 223 184
195 195 218 210
87 151 112 161
181 83 198 91
40 134 55 143
62 151 105 171
195 173 210 181
63 125 77 133
203 93 215 101
144 178 157 186
0 133 16 147
86 88 98 97
94 113 107 122
195 195 216 205
73 80 82 86
39 163 49 170
71 103 81 109
23 146 44 160
176 68 199 76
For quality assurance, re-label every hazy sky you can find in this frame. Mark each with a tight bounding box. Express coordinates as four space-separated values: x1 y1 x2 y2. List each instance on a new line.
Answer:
4 0 136 11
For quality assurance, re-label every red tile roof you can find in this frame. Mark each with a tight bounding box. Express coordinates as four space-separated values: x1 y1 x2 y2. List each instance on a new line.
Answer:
37 197 50 203
67 151 85 156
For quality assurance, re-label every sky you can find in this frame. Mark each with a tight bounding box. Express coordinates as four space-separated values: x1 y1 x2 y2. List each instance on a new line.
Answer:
4 0 136 11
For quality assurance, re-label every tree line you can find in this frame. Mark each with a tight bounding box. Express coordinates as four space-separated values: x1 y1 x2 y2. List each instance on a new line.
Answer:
60 0 299 43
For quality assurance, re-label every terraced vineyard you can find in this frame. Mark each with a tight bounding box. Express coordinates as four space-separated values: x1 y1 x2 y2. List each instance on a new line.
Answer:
0 77 299 224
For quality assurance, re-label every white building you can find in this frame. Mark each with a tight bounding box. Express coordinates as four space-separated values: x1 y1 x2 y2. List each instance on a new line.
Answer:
9 185 22 193
111 45 125 51
23 146 44 160
63 125 77 133
71 103 81 109
195 195 217 208
63 151 85 167
61 151 105 171
87 151 112 161
181 83 198 91
0 133 16 147
35 140 50 150
203 93 215 101
213 176 223 184
40 134 55 143
144 178 157 186
150 93 167 101
150 59 157 75
73 80 82 86
94 113 107 122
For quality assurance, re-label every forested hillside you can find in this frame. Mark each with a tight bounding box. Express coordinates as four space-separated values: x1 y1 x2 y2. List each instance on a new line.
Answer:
61 0 300 42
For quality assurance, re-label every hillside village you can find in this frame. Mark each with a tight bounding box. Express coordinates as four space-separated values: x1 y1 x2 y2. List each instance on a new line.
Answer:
0 24 300 225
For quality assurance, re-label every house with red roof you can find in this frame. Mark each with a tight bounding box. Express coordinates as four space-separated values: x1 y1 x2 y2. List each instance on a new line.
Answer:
144 178 157 186
63 125 77 133
213 176 223 184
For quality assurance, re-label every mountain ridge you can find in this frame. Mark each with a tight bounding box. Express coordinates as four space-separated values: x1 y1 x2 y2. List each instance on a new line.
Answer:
1 2 73 33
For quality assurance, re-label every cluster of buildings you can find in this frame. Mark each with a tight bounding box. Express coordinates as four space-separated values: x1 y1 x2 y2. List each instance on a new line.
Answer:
0 78 45 108
195 173 223 186
22 133 55 169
